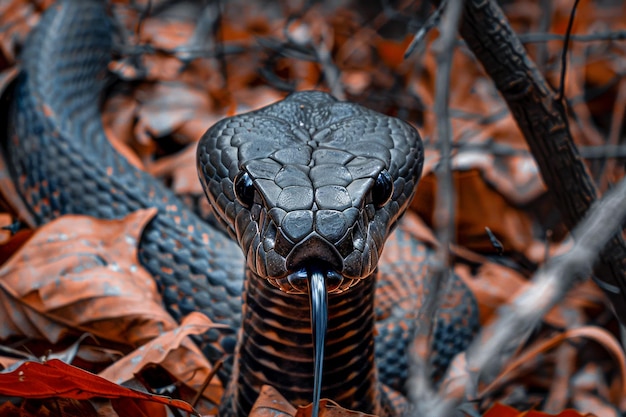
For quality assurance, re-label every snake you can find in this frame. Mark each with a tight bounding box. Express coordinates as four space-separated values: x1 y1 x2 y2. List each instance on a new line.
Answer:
1 1 480 416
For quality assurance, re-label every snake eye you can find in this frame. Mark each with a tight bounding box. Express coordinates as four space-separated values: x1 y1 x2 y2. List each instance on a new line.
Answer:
234 171 255 208
372 170 393 208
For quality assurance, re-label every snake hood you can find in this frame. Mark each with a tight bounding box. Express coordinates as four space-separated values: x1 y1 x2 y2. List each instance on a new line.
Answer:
197 91 423 292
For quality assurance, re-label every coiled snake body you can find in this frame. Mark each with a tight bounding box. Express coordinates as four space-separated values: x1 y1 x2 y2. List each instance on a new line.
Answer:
2 1 479 416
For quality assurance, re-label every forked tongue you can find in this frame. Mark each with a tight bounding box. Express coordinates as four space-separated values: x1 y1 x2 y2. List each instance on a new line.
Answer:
307 269 327 417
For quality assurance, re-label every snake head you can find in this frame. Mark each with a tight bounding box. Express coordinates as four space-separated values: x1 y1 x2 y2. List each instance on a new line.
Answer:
197 91 423 293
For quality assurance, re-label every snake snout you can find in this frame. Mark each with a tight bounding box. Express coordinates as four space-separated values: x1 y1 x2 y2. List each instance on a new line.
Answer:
286 235 342 274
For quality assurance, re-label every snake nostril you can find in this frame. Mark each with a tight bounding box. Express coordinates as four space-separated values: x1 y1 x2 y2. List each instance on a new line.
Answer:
286 235 342 274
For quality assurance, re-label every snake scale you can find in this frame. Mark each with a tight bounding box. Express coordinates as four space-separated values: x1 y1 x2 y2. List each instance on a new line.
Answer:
1 1 480 416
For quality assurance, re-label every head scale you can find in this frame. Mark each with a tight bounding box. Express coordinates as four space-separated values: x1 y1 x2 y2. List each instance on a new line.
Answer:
197 91 423 293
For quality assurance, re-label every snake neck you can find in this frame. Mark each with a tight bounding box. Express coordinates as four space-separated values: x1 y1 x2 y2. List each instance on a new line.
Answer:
224 269 380 417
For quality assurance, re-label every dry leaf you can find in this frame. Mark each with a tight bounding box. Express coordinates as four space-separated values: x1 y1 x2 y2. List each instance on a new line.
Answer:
250 385 296 417
484 403 597 417
0 208 176 346
295 400 377 417
0 359 197 416
99 312 225 413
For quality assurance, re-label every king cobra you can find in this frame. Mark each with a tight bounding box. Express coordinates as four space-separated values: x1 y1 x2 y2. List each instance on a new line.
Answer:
1 1 480 416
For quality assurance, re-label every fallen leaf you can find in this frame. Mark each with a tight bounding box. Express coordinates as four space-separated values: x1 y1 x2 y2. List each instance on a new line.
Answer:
484 403 597 417
295 400 377 417
99 312 225 412
249 385 379 417
250 385 296 417
0 208 176 347
0 359 198 415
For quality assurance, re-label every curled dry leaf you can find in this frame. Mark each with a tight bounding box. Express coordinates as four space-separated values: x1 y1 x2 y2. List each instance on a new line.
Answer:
0 67 38 230
249 385 378 417
0 208 176 346
99 312 225 413
250 385 296 417
295 400 378 417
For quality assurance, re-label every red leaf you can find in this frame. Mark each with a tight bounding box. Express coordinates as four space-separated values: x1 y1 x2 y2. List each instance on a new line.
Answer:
484 403 598 417
0 359 198 415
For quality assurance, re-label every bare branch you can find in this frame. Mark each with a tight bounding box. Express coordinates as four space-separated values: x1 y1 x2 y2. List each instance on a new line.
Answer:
409 1 464 414
438 0 626 322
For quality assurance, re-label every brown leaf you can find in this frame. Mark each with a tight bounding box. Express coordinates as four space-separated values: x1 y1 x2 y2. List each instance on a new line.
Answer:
147 144 204 195
249 385 379 417
0 208 177 346
295 400 377 417
99 312 225 413
249 385 296 417
412 169 543 259
454 262 527 325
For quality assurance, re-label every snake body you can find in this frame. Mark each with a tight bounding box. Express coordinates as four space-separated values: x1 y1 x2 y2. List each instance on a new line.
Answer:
2 1 480 416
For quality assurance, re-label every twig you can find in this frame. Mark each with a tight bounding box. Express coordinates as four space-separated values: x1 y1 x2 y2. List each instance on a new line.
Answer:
311 27 345 100
408 1 464 414
430 176 626 416
430 0 464 276
533 0 552 70
556 0 580 102
518 30 626 44
404 1 447 59
191 358 224 408
599 79 626 190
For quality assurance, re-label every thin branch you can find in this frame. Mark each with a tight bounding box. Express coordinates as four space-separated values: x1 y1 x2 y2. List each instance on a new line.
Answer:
518 30 626 44
555 0 580 102
599 79 626 190
409 1 464 414
404 1 446 59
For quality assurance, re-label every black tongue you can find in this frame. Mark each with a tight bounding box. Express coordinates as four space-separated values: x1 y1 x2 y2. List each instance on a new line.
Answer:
307 269 327 417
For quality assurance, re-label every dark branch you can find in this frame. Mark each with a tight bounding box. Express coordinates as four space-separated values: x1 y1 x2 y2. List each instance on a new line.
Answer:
433 0 626 322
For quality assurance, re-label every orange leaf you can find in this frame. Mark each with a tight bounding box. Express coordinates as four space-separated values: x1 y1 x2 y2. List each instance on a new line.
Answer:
0 359 198 415
250 385 296 417
99 312 225 410
295 400 377 417
0 208 177 346
249 385 379 417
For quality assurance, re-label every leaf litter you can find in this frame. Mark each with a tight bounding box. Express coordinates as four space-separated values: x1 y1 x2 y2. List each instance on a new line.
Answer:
0 0 625 416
